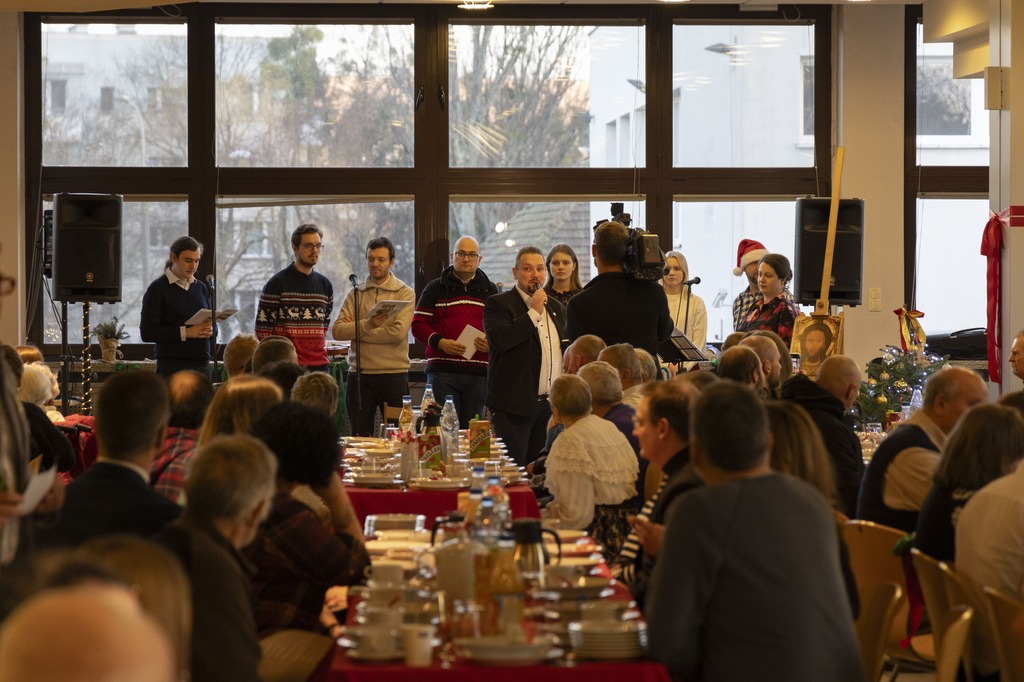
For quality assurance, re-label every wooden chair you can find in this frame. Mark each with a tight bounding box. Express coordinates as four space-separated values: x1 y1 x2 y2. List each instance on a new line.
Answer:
911 549 974 682
842 521 935 677
935 606 973 682
856 582 903 682
380 402 404 425
982 586 1024 682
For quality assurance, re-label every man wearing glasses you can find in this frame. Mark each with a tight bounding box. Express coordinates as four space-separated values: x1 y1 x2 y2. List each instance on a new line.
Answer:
255 223 333 371
412 236 497 427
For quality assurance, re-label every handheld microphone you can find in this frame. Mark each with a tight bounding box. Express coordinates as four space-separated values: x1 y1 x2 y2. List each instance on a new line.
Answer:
206 274 216 289
348 273 359 288
682 277 701 286
496 282 504 293
529 283 541 295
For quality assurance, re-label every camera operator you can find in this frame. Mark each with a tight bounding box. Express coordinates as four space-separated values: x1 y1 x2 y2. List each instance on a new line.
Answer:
566 220 672 361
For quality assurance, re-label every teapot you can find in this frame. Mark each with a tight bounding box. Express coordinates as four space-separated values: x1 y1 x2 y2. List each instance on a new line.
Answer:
511 518 561 584
430 511 467 547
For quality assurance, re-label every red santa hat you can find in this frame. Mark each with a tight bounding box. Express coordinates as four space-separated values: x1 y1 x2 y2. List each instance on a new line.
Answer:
733 239 768 276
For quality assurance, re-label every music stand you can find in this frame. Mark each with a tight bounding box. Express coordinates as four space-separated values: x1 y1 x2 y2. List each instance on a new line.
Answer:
658 327 708 364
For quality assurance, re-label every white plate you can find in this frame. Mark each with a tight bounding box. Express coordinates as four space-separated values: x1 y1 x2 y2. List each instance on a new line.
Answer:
461 647 564 667
365 540 429 555
558 555 603 568
346 649 403 662
409 478 469 491
551 529 589 542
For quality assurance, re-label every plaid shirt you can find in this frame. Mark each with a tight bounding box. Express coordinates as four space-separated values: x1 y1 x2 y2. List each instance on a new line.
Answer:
245 492 370 635
151 426 198 504
732 289 761 331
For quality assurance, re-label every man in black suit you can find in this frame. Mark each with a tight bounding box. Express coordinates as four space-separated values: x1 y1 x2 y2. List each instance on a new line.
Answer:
36 370 181 548
484 246 568 466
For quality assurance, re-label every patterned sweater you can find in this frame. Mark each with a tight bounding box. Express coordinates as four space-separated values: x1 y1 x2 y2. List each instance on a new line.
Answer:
255 263 333 368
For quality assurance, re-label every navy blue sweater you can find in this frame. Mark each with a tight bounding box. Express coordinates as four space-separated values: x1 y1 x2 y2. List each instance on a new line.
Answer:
140 275 212 362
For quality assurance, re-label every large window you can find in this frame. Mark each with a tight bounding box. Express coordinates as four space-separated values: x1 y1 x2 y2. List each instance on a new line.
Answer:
25 5 832 356
215 23 415 168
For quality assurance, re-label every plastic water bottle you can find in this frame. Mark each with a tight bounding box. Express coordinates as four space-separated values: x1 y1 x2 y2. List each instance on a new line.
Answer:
485 475 511 532
466 465 487 519
398 394 414 434
909 387 924 415
441 395 460 455
420 385 436 415
471 491 501 547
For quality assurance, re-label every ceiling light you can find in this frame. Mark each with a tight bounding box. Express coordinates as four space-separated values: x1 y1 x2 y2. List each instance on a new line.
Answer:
457 0 493 9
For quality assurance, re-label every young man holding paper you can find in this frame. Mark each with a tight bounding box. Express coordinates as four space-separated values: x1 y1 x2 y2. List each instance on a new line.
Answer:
333 236 414 435
141 235 216 378
412 235 497 427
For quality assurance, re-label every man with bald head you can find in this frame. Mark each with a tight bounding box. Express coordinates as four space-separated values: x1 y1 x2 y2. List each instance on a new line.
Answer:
0 584 174 682
740 335 782 397
858 366 989 531
563 334 606 375
781 355 864 516
412 236 498 427
598 343 646 407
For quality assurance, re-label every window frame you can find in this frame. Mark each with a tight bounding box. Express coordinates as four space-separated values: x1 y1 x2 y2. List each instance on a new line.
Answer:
23 3 833 359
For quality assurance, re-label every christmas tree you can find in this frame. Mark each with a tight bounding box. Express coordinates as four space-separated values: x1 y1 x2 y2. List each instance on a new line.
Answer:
857 345 948 425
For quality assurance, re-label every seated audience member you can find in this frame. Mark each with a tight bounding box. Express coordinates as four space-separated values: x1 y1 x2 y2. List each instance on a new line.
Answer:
157 434 277 682
80 535 193 681
780 355 865 517
916 403 1024 562
748 329 793 386
647 381 862 682
766 401 859 615
739 335 783 398
17 362 60 421
36 371 181 548
998 389 1024 417
151 370 214 504
222 333 259 378
257 359 306 397
857 366 988 532
614 380 702 608
1 345 73 472
598 343 645 408
197 375 283 447
578 360 645 507
14 344 43 365
0 583 175 682
542 374 637 560
634 348 658 384
248 403 369 676
563 334 606 375
674 368 720 391
291 371 340 416
716 345 766 396
251 336 299 373
720 331 746 351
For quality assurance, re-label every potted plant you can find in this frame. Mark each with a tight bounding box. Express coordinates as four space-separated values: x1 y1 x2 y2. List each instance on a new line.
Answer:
91 317 129 362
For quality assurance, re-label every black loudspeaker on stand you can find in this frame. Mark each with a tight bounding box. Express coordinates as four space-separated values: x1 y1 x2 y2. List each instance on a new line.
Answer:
52 193 124 303
793 197 864 307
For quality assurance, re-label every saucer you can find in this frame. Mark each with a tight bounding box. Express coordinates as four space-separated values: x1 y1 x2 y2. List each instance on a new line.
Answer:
347 649 403 662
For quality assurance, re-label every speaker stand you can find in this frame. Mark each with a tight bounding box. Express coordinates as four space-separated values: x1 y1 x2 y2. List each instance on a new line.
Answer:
81 302 92 415
59 301 71 417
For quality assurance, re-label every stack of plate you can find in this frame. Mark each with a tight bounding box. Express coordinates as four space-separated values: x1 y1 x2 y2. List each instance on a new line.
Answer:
567 620 647 660
454 635 560 666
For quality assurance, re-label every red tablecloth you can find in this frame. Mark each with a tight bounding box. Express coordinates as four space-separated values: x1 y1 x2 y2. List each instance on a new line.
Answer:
346 486 540 526
310 651 670 682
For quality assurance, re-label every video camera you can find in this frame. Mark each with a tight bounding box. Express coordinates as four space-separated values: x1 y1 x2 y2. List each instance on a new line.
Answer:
594 202 666 281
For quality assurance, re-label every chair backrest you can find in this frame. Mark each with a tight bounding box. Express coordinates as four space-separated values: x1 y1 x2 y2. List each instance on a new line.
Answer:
938 561 975 682
843 520 909 646
856 582 903 682
935 606 973 682
983 586 1024 682
911 548 953 643
381 402 403 424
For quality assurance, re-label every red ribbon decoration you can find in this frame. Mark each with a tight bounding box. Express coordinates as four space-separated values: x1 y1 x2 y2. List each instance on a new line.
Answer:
981 209 1007 385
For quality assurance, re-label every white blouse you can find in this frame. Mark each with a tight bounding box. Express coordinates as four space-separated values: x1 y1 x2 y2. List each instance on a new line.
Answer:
542 414 638 529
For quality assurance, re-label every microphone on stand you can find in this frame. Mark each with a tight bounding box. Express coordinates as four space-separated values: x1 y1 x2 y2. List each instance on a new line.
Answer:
682 276 701 287
348 273 359 288
206 274 216 290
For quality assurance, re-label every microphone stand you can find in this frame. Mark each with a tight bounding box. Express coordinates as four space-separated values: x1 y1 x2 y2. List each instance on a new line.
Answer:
350 278 362 433
208 277 219 380
683 282 693 337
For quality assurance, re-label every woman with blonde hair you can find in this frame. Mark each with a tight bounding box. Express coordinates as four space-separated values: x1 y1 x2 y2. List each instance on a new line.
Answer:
197 375 283 447
80 535 193 681
662 250 707 352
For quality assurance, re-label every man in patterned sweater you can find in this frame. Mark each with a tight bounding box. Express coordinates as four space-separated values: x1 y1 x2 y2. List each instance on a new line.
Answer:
255 224 333 372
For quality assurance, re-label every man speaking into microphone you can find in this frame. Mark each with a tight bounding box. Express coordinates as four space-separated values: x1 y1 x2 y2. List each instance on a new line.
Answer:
141 236 215 378
484 246 568 466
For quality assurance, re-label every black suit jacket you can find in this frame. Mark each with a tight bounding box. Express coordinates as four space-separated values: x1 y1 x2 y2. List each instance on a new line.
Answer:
483 288 568 416
36 461 182 548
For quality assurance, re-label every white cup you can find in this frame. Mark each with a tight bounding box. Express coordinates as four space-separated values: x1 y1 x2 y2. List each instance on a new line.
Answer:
364 561 404 585
359 605 404 628
348 626 399 656
400 624 436 667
